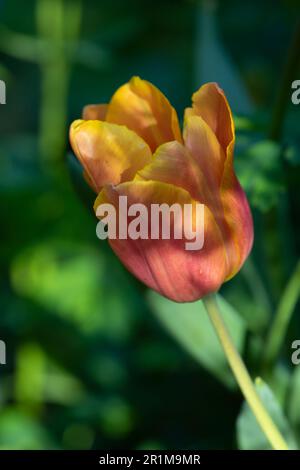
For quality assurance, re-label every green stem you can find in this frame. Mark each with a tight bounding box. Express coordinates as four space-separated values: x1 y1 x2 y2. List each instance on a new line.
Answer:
36 0 82 174
262 260 300 370
203 294 288 450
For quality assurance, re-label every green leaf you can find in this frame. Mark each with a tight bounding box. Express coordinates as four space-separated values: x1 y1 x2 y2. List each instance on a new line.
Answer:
288 365 300 431
10 241 140 340
284 144 300 167
0 409 54 450
235 140 284 212
237 378 298 450
148 292 246 387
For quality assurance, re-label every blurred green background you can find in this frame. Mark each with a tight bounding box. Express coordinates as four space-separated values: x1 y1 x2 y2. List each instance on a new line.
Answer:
0 0 300 450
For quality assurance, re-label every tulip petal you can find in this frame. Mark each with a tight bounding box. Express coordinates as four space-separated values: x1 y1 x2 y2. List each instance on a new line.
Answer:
105 76 182 151
136 140 210 203
183 115 225 188
186 82 253 276
135 140 236 277
82 104 108 120
94 181 227 302
185 82 234 156
221 171 254 279
70 119 152 193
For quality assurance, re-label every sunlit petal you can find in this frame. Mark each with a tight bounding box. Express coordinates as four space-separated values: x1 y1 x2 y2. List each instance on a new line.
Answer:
70 119 152 192
106 76 182 151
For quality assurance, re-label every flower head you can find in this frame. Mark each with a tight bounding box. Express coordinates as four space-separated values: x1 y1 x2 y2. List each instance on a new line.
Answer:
70 77 253 302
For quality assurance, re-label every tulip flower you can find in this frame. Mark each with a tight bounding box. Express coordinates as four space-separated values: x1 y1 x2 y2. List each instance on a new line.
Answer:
70 77 253 302
70 82 293 450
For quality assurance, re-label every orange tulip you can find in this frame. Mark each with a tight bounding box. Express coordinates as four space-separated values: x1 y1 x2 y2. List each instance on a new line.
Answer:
70 77 253 302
